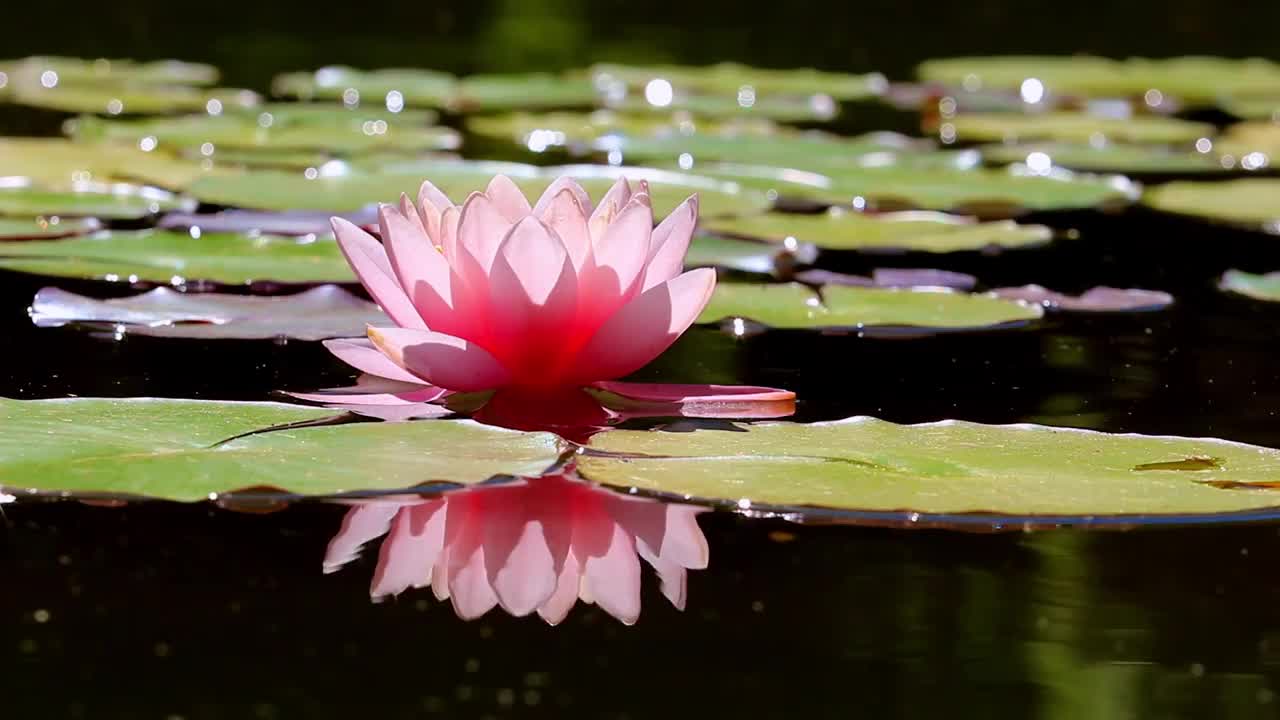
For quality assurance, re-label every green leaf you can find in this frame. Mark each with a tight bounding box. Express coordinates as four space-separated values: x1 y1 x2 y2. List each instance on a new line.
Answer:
272 66 457 108
578 418 1280 517
72 106 459 156
0 229 356 285
590 62 884 100
1142 179 1280 231
1218 269 1280 301
606 93 839 122
0 398 563 501
706 209 1052 253
0 56 220 86
696 282 1042 332
0 216 100 240
454 73 599 111
938 112 1214 144
917 56 1280 105
0 184 192 220
1212 121 1280 167
2 80 259 115
684 233 815 274
464 109 778 151
1222 96 1280 121
980 142 1230 174
0 137 225 190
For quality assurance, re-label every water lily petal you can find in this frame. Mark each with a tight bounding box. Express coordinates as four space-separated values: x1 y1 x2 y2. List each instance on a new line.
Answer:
380 202 460 333
582 522 642 625
447 504 500 620
457 192 514 276
323 502 401 574
537 187 593 271
537 545 582 625
572 268 717 381
533 176 593 217
591 380 795 405
485 175 533 222
319 338 421 384
487 218 579 379
642 194 698 291
368 326 511 392
587 177 633 243
371 500 446 599
483 489 558 617
331 217 425 330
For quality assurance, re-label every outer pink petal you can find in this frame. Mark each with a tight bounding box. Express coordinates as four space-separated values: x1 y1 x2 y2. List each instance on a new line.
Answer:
322 338 423 384
381 202 462 335
587 177 632 243
323 502 401 574
570 268 717 381
536 187 593 271
589 193 652 300
368 326 511 392
642 194 698 292
331 217 425 330
591 381 795 404
533 176 593 217
487 218 579 380
485 175 533 222
457 192 515 276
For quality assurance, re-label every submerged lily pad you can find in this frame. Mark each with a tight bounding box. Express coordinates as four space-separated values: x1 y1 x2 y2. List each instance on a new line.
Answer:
272 66 457 108
0 183 192 220
1218 270 1280 302
917 56 1280 105
696 282 1042 333
980 142 1230 175
706 209 1053 253
72 107 459 156
0 230 355 285
590 62 884 101
990 285 1174 312
31 285 386 340
0 216 101 240
0 398 562 501
1142 179 1280 232
936 112 1215 144
579 418 1280 518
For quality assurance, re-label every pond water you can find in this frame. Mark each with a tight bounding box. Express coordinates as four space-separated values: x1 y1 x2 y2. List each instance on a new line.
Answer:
4 1 1280 717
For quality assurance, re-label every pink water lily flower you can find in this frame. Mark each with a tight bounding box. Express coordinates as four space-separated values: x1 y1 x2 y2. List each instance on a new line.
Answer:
325 473 709 625
330 174 725 398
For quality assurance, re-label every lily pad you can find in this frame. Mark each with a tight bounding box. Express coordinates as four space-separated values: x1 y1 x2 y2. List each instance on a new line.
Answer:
2 77 259 115
980 142 1230 175
684 233 817 275
0 216 101 240
463 109 778 153
453 73 598 111
935 112 1215 144
0 398 562 501
72 107 459 156
1212 121 1280 168
590 62 884 101
707 209 1053 253
917 56 1280 105
272 66 457 108
990 285 1174 312
0 183 192 220
1223 96 1280 121
157 207 378 236
1218 270 1280 302
1142 179 1280 232
0 56 219 87
578 417 1280 518
606 93 841 122
0 230 356 285
0 137 222 190
30 285 387 340
696 282 1042 333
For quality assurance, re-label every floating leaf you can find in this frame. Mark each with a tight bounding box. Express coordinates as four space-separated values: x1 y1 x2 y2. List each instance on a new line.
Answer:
0 216 100 240
453 73 598 111
706 209 1052 253
936 112 1214 144
0 183 192 220
0 138 223 190
1222 96 1280 121
683 233 817 275
590 62 884 101
272 66 457 108
2 76 259 115
1218 270 1280 302
696 282 1041 333
607 93 840 122
917 56 1280 105
30 285 387 340
72 107 459 156
464 109 778 153
0 56 219 86
990 285 1174 312
1142 179 1280 232
980 142 1229 174
1212 122 1279 169
578 418 1280 517
0 398 562 501
795 268 978 290
0 230 355 285
157 207 378 236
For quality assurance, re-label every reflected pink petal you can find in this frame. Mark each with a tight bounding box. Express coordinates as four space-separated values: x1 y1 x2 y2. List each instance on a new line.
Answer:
324 502 401 574
371 500 445 599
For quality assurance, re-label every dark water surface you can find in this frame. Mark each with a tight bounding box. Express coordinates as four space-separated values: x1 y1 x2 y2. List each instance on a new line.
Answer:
5 0 1280 716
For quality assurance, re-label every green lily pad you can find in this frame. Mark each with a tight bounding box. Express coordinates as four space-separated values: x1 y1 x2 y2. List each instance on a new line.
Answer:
187 163 770 218
0 138 224 190
0 216 101 240
696 282 1042 333
272 66 457 108
453 73 598 111
2 79 259 115
917 56 1280 105
606 93 841 122
578 417 1280 517
0 184 192 220
1212 121 1280 168
684 233 816 274
1142 179 1280 232
1222 96 1280 121
0 229 356 285
0 398 563 502
937 112 1215 144
980 142 1230 174
464 109 778 152
590 62 884 101
1218 270 1280 301
706 209 1052 253
71 107 459 156
0 56 219 86
619 132 948 168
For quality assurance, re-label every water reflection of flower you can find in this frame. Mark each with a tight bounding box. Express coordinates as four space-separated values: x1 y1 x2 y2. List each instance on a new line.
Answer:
325 472 708 625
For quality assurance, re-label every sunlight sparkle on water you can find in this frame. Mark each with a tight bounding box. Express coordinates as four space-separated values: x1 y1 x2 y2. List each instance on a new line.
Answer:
1019 77 1044 104
645 78 674 107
